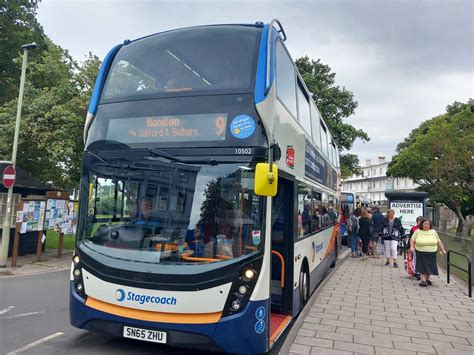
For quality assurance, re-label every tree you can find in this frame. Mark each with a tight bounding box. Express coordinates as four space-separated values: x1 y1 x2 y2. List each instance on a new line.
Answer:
0 40 101 189
0 0 46 105
387 101 474 240
296 56 369 178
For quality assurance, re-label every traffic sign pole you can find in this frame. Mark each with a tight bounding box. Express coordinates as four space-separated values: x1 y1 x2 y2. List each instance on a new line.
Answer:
0 48 30 268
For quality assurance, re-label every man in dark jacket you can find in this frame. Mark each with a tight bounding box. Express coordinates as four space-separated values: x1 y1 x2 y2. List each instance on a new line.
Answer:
369 207 384 257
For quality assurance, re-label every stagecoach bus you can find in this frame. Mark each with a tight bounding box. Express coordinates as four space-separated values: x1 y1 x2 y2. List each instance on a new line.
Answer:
70 19 341 353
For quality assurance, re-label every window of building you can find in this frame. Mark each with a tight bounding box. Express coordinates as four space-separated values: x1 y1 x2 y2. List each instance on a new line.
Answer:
276 41 297 117
0 193 21 226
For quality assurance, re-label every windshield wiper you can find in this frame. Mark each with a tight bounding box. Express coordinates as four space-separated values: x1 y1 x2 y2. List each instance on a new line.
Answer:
87 151 111 165
149 148 219 165
149 148 186 163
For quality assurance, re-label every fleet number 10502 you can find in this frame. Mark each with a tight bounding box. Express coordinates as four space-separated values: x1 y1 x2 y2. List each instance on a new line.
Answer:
235 148 252 155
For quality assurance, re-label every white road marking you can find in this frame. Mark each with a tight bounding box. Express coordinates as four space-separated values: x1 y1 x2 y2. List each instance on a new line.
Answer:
6 332 64 355
0 306 15 315
2 310 46 319
0 268 68 278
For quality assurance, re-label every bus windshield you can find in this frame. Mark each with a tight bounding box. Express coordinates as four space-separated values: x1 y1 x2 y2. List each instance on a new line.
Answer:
102 26 261 101
78 153 264 265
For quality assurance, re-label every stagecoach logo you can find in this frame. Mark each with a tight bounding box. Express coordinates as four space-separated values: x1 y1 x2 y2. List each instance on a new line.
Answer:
115 289 126 302
114 288 177 306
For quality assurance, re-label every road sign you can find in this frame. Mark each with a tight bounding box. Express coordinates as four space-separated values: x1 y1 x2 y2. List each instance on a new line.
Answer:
2 165 16 189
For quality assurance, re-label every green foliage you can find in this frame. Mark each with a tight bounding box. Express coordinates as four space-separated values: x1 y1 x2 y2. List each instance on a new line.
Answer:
0 0 46 104
295 56 369 176
388 102 474 236
0 40 101 189
340 153 362 179
45 230 75 251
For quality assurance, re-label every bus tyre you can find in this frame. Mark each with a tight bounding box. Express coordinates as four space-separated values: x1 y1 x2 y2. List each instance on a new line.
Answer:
331 245 337 268
299 268 309 308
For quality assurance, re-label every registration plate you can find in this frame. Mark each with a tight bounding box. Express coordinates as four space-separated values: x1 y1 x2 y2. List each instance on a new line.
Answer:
123 325 167 344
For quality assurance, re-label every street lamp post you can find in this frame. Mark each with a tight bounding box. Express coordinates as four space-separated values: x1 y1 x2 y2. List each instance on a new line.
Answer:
0 43 39 268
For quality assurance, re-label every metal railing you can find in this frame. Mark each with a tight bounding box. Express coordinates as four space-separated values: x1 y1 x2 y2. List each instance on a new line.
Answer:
447 250 472 298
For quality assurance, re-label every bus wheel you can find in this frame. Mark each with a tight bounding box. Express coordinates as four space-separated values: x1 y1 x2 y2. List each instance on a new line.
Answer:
331 245 337 268
299 268 309 308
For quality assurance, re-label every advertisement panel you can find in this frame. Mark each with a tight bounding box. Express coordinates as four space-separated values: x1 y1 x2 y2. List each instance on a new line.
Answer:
389 201 423 230
304 139 337 191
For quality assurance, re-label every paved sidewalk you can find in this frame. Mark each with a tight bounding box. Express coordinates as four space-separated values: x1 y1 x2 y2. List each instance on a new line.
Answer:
0 249 72 277
283 256 474 355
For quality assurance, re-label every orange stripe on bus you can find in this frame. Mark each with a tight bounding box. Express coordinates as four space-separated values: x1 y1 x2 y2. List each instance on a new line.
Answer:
324 224 339 257
85 297 222 324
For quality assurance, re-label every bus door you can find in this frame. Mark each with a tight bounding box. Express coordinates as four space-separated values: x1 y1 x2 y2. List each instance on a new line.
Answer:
269 177 294 344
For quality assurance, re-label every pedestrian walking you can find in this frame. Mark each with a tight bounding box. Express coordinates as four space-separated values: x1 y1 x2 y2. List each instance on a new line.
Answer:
381 209 404 268
348 208 361 258
358 209 371 259
369 206 384 257
410 219 446 287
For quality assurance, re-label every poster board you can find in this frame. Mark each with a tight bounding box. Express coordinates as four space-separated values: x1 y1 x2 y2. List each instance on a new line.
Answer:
12 198 47 266
16 200 46 234
44 191 77 235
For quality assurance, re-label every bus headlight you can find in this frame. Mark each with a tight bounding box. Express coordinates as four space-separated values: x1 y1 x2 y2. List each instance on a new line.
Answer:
238 285 248 295
231 300 241 311
222 258 262 317
72 252 86 299
242 268 257 281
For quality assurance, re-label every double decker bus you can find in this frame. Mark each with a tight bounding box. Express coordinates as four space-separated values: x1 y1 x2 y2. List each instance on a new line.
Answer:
70 20 341 353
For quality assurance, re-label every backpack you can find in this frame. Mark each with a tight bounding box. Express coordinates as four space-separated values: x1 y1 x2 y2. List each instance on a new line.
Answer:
347 215 359 234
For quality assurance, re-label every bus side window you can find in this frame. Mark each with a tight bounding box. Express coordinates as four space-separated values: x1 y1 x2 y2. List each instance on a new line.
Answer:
312 190 322 232
297 184 312 237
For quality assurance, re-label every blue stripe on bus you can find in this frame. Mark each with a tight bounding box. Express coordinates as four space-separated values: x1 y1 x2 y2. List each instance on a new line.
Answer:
87 44 122 115
254 24 276 105
213 298 269 353
70 282 268 353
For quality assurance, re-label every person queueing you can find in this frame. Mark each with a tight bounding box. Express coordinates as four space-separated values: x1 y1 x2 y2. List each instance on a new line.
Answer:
370 206 384 258
408 216 423 280
410 219 446 287
381 209 404 268
358 209 371 260
349 208 361 258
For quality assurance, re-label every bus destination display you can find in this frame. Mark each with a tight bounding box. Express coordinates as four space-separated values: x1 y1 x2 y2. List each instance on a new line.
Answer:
106 113 228 143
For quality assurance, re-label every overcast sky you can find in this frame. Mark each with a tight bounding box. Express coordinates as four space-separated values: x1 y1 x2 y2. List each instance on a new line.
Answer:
37 0 473 165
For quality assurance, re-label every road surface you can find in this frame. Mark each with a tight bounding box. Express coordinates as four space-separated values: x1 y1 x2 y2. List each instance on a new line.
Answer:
0 270 286 354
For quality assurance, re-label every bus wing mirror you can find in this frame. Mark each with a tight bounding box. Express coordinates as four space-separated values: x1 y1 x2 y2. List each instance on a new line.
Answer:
255 163 278 196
